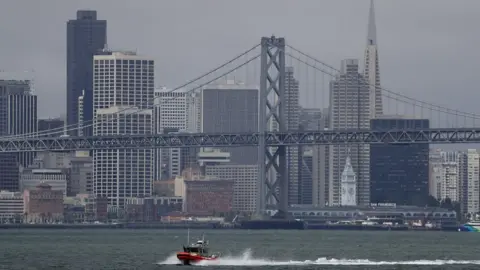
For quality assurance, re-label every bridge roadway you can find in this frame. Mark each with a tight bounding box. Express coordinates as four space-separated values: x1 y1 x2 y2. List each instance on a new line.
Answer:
1 128 480 152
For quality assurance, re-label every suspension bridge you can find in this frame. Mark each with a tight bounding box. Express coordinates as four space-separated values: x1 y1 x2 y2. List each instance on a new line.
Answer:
1 36 480 215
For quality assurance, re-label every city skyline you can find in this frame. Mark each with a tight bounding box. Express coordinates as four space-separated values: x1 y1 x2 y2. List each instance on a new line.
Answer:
0 0 478 121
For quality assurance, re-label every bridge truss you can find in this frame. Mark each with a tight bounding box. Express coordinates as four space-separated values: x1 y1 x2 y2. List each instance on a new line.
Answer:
2 128 480 152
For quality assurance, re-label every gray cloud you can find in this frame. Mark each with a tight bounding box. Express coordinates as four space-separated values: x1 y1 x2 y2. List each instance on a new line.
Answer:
0 0 479 121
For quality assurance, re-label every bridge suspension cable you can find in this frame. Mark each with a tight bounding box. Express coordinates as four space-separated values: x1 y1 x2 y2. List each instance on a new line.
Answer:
286 44 480 121
2 43 260 139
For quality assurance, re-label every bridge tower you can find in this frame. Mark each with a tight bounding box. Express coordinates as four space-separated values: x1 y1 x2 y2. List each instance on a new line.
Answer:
257 36 287 217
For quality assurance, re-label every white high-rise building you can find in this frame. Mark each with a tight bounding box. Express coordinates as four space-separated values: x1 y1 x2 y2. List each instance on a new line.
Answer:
329 59 370 206
440 162 459 202
93 51 155 208
340 155 357 206
153 87 198 179
461 150 479 214
363 0 382 118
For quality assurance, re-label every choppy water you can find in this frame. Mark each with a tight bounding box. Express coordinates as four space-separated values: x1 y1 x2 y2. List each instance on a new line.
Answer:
0 229 478 269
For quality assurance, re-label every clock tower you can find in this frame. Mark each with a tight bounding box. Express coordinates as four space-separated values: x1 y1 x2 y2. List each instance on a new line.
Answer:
341 154 357 206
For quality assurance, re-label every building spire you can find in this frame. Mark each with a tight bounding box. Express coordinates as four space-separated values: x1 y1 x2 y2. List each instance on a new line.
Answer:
367 0 377 46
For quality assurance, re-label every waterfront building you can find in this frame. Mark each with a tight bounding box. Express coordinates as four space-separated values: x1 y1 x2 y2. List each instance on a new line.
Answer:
370 116 429 206
0 191 24 222
184 178 234 216
124 196 183 222
205 164 258 213
340 155 357 206
23 183 64 223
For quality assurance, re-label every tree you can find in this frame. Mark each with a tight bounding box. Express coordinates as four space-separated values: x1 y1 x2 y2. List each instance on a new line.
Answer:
440 198 453 210
426 195 440 207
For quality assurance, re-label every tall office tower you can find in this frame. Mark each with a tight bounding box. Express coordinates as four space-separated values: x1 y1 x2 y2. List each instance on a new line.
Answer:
363 0 382 118
458 150 480 214
370 116 429 206
298 108 322 205
200 81 259 165
67 10 107 136
284 67 301 205
313 108 331 206
93 51 154 208
329 59 370 206
153 88 198 180
429 149 443 200
0 80 37 191
298 149 313 205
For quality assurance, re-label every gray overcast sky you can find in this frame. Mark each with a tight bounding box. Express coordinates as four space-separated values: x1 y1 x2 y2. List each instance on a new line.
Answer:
0 0 479 120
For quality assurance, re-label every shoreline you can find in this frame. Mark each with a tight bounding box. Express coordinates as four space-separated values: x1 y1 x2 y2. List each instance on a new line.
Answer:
0 223 461 231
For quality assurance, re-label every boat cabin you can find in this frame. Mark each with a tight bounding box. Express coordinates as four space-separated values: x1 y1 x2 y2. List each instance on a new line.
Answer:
183 240 210 255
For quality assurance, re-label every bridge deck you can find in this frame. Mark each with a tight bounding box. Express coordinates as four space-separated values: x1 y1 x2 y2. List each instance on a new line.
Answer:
1 128 479 152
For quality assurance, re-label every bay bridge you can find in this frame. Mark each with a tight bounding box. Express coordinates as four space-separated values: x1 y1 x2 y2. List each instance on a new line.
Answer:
2 36 480 216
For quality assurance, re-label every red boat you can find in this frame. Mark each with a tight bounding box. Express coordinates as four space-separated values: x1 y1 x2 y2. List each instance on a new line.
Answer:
176 237 220 265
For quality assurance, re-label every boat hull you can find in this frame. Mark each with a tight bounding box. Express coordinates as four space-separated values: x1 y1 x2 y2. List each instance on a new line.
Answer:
458 224 480 232
176 252 218 265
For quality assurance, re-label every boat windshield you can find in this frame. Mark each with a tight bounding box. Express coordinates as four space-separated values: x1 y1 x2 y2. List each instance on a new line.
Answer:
185 247 209 254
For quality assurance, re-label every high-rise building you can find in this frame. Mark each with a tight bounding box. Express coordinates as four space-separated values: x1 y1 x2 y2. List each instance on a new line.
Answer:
429 149 461 203
284 67 301 205
458 150 479 214
370 117 429 206
0 80 37 191
363 0 382 118
67 10 107 136
429 149 443 200
153 87 198 179
200 81 259 165
328 59 370 205
92 51 155 208
298 149 313 205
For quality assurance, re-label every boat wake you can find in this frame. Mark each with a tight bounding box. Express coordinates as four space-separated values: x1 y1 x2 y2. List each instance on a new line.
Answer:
157 249 480 266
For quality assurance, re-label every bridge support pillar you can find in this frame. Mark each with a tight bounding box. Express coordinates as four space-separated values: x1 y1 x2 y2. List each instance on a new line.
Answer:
257 36 287 217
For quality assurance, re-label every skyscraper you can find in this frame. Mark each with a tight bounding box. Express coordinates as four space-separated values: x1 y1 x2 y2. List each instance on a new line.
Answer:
370 117 429 206
458 150 480 214
363 0 382 118
329 59 370 206
153 87 198 180
92 51 154 208
67 10 107 136
285 67 300 205
200 82 259 165
0 80 37 191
